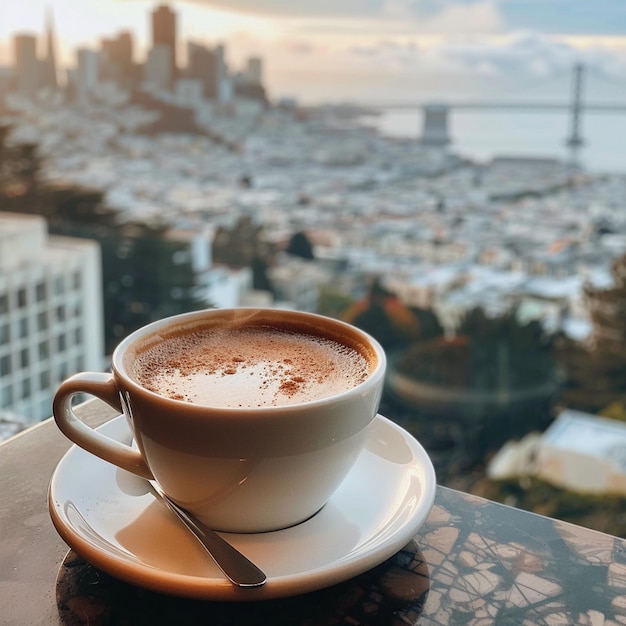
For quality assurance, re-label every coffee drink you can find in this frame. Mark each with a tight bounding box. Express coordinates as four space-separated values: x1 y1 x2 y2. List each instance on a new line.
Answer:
54 308 386 532
132 324 371 408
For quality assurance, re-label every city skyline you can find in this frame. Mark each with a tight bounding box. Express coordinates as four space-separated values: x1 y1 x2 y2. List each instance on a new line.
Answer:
1 1 626 103
3 3 264 106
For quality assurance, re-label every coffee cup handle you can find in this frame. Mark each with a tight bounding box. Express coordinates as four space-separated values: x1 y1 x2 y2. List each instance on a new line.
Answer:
53 372 154 480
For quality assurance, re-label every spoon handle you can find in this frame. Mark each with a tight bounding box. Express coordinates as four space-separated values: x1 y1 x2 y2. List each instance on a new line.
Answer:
147 482 267 587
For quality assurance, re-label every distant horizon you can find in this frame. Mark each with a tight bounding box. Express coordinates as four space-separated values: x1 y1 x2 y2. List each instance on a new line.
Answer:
1 1 626 105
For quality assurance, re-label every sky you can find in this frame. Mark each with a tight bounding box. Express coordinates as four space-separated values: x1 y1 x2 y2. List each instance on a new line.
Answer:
1 0 626 103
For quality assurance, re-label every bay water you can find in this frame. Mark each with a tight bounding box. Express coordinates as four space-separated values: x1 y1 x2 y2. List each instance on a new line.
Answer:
368 108 626 174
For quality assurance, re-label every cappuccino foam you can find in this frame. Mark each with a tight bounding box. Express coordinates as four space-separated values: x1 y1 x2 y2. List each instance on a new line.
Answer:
133 325 370 408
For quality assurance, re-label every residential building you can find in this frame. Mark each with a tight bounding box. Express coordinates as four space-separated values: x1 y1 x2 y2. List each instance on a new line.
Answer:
269 257 333 312
0 213 105 424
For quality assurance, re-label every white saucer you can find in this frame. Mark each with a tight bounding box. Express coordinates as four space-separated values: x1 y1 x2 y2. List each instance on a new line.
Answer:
49 414 436 601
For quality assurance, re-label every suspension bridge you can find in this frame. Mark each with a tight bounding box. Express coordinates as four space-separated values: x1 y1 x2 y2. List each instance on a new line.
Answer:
365 64 626 158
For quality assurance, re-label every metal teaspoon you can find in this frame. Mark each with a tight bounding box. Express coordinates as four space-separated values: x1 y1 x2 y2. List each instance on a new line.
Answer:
146 481 267 587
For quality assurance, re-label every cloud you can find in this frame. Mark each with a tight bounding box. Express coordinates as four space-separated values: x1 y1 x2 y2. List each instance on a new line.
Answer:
346 30 626 80
381 0 487 20
383 0 502 33
178 0 498 28
283 40 317 55
180 0 387 19
430 32 575 75
180 0 626 36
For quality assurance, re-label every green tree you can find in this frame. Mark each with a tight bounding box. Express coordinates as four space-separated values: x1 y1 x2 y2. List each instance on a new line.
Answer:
286 231 314 260
101 223 205 351
212 215 276 268
0 126 205 354
557 252 626 412
397 306 556 391
0 124 44 212
316 285 354 319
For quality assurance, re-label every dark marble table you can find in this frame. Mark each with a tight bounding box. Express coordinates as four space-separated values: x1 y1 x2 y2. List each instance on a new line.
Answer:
2 400 626 625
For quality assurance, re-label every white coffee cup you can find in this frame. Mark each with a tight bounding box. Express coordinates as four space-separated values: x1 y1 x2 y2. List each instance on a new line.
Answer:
53 308 386 533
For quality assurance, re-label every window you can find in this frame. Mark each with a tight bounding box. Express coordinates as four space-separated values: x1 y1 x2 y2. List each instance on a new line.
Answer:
0 324 9 343
37 312 48 331
0 294 7 314
57 334 66 352
74 327 82 346
36 282 46 302
0 355 10 376
0 385 12 407
38 341 49 360
73 271 82 290
39 369 50 390
17 288 27 308
21 378 30 399
54 276 64 295
20 348 29 369
19 318 28 338
56 305 65 322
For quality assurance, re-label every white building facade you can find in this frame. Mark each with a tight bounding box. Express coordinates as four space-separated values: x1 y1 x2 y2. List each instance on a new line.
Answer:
0 213 105 424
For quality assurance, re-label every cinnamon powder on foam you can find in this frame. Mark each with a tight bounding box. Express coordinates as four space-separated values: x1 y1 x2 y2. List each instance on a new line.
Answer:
134 327 370 408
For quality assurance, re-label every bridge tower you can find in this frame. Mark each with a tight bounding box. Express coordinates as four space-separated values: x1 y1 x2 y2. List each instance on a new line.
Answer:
420 104 450 147
566 63 585 158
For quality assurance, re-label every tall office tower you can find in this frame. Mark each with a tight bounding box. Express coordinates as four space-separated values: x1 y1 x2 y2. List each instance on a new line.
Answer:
100 38 117 82
116 32 135 84
13 34 40 95
101 31 134 88
214 44 229 101
39 8 58 90
75 48 100 100
0 213 104 424
233 53 266 104
186 42 221 99
151 4 177 88
245 57 263 85
0 68 13 100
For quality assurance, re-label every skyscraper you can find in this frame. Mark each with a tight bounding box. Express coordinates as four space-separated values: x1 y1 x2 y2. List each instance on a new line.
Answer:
187 42 221 99
246 57 263 86
143 44 173 91
151 4 177 88
13 34 39 94
39 8 58 90
101 31 135 87
75 48 100 100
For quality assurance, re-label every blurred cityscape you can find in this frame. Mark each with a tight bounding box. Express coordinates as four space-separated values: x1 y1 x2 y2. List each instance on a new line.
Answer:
2 4 626 535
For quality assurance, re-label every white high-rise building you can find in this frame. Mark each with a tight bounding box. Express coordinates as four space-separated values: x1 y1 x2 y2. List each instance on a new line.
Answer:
245 57 262 85
75 48 100 100
143 44 173 91
0 213 105 424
